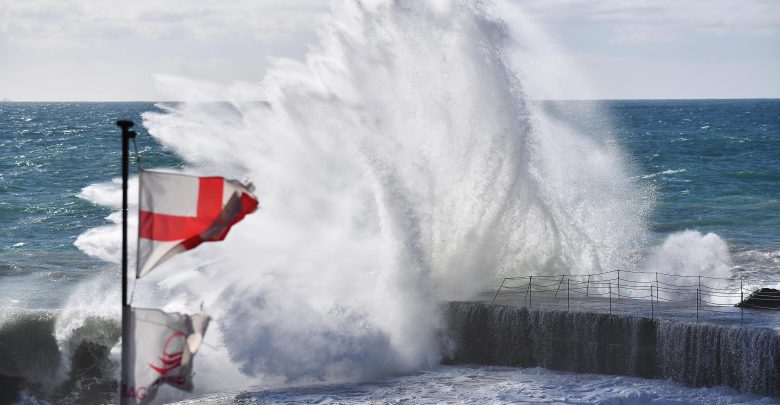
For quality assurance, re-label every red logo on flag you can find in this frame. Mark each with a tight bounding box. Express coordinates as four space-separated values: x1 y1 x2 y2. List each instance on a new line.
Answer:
148 331 186 375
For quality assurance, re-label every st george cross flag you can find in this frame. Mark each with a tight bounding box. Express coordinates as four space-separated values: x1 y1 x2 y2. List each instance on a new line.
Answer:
120 307 210 405
137 170 258 278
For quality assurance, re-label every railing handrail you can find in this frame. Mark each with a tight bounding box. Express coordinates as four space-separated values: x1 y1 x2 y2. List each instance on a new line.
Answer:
502 268 756 282
491 269 780 321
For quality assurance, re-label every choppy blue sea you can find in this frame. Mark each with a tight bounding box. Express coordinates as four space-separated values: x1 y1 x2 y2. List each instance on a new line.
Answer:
2 100 777 310
0 99 778 403
0 103 182 309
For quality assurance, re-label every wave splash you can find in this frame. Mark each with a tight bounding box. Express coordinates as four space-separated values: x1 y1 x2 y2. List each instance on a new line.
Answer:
136 0 652 388
33 0 692 399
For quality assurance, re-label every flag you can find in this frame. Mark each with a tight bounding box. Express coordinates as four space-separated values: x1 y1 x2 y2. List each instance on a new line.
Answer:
137 169 258 278
120 307 210 405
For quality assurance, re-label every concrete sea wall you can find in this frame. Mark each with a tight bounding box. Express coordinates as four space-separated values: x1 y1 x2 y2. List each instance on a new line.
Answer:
442 302 780 396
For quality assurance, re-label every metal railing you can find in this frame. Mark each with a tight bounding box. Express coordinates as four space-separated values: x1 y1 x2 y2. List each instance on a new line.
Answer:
490 269 779 324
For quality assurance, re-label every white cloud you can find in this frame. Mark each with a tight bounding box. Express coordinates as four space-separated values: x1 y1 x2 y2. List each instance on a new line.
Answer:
508 0 780 99
1 0 327 45
0 0 328 100
0 0 777 100
518 0 780 43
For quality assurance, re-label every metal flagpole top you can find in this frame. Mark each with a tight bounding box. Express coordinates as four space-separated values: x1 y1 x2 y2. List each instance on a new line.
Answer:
117 120 137 139
116 120 134 130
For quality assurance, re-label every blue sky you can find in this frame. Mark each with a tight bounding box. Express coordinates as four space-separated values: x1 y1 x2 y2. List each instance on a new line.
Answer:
1 0 778 101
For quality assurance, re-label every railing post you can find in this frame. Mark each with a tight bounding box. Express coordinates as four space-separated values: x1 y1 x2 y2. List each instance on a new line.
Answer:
650 284 654 319
586 275 591 297
523 279 530 306
555 275 565 298
740 278 744 325
696 288 699 323
567 278 570 310
654 272 659 310
609 282 612 314
617 270 621 300
529 276 532 309
698 275 701 304
491 278 506 305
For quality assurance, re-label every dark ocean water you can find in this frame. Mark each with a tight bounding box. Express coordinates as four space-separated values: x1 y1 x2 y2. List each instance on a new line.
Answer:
1 100 779 309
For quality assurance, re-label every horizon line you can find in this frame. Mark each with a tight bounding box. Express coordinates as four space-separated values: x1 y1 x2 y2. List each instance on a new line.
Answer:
2 97 779 103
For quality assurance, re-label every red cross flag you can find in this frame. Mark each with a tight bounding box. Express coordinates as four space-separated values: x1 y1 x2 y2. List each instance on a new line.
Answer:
120 307 209 405
137 170 258 278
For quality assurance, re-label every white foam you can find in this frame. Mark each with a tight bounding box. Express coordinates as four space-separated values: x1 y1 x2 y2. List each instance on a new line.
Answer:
642 231 732 279
177 365 771 405
638 168 687 179
71 0 659 394
76 177 138 209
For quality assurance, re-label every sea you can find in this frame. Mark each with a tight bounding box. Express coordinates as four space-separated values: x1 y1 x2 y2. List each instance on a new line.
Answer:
1 99 778 404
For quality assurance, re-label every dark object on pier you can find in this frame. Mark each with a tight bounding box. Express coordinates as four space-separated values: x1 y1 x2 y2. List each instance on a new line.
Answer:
735 288 780 309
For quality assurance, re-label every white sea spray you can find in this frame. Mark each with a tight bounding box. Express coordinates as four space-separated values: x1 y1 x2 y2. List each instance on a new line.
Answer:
63 0 744 396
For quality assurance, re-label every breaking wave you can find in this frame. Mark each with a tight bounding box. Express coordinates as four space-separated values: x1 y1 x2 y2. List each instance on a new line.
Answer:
134 0 653 391
18 0 747 401
0 307 119 404
75 0 653 394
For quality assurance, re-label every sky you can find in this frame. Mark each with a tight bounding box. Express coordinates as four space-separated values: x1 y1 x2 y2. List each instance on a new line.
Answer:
0 0 778 101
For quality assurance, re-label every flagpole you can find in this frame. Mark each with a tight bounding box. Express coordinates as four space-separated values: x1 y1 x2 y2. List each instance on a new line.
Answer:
116 120 135 403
